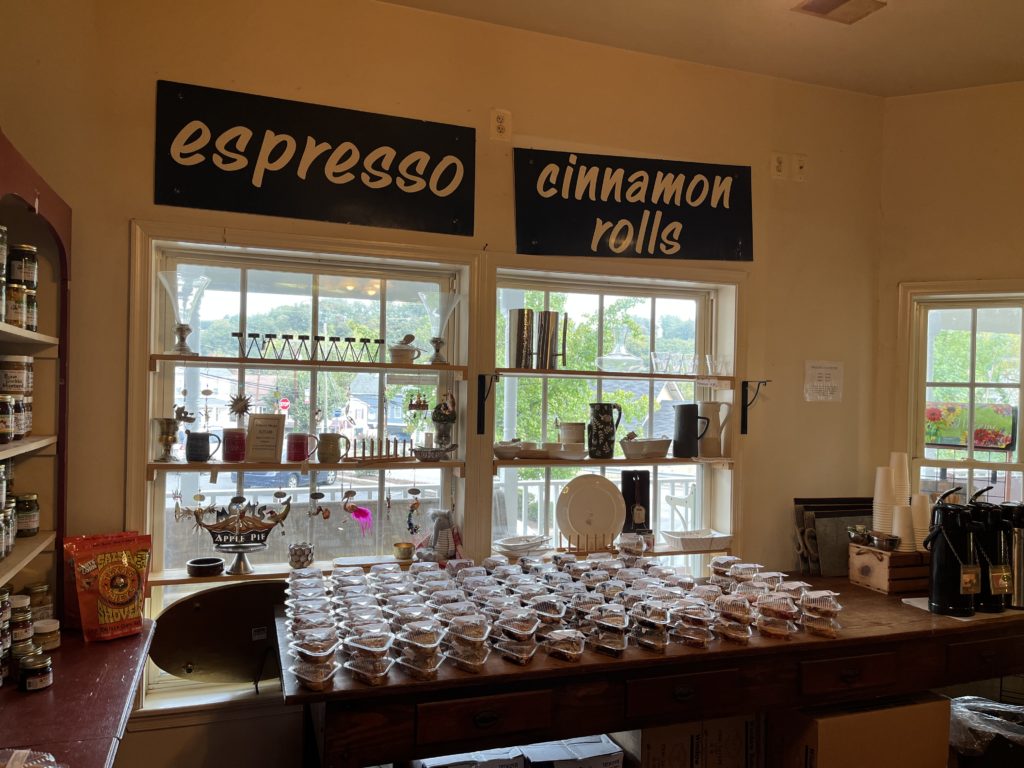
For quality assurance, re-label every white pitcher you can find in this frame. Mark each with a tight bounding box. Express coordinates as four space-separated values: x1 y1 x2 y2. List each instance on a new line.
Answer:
697 401 731 458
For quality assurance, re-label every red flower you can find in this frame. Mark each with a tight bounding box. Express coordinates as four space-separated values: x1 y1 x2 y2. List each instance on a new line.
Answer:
926 407 942 423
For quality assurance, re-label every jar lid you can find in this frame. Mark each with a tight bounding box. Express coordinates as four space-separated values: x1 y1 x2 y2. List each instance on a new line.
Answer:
20 654 51 670
10 594 30 609
25 289 36 295
10 639 40 656
0 396 11 403
0 355 29 363
10 244 38 253
0 585 10 598
26 582 49 594
33 619 59 634
16 493 38 501
11 606 32 619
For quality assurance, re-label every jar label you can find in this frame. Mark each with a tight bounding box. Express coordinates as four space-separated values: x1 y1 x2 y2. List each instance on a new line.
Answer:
12 412 22 437
25 670 52 690
17 510 39 530
0 413 12 437
1 370 26 391
26 305 36 329
33 605 53 621
12 625 33 642
5 302 24 327
1 605 10 621
11 260 37 285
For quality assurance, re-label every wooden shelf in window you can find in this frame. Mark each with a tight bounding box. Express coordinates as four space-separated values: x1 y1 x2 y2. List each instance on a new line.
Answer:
0 434 58 462
494 367 734 385
149 353 467 379
646 543 732 557
0 530 56 586
492 456 732 473
0 322 58 347
145 458 464 481
148 556 404 587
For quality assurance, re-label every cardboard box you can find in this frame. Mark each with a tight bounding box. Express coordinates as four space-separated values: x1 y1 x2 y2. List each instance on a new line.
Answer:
413 747 524 768
848 543 930 594
521 735 623 768
769 693 950 768
612 715 762 768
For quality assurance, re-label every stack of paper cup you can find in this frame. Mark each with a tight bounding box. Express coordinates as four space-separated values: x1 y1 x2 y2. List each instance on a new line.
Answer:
889 451 911 506
873 466 895 533
893 505 916 552
910 492 932 552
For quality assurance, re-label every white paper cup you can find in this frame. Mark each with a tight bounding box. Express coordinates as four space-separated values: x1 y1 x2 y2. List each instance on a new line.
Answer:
893 505 916 552
910 493 932 551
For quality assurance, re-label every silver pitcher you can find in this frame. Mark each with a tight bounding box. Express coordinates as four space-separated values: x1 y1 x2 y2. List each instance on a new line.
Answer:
508 308 534 368
535 311 567 370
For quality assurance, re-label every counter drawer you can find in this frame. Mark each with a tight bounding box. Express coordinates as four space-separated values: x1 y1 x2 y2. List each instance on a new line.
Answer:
416 690 553 746
947 634 1024 681
626 668 740 720
800 652 897 696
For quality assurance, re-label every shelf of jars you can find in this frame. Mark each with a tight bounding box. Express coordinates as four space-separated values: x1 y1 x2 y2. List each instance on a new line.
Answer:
494 367 734 386
148 353 468 379
0 321 58 347
145 457 465 481
0 530 56 586
0 434 58 462
492 455 733 474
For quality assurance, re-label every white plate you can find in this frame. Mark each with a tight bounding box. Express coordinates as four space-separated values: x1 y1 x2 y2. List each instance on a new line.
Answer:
496 535 548 548
556 475 626 547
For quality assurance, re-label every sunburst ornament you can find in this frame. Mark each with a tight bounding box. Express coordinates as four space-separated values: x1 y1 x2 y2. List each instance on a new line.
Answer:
229 393 252 423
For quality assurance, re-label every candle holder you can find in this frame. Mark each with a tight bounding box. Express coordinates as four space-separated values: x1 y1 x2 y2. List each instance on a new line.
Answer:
158 270 210 355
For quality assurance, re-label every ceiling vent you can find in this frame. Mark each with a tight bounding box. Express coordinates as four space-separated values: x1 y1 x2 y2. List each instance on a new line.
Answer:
792 0 887 24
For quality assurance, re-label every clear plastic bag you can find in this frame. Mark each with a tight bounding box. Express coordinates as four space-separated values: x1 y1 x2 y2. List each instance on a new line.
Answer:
950 696 1024 757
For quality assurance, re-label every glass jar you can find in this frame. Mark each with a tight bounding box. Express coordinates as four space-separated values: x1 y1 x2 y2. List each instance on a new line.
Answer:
33 618 59 651
0 619 9 652
0 585 10 622
0 225 7 275
0 395 13 444
25 358 33 392
18 653 52 692
0 647 8 684
0 276 6 325
15 494 39 537
26 583 52 620
11 395 24 440
0 355 30 394
24 288 37 332
9 638 39 670
25 395 32 436
3 498 14 555
4 282 25 328
7 244 38 290
10 605 32 642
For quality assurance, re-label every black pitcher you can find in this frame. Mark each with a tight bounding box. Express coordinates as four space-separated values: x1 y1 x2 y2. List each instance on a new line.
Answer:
587 402 622 459
672 404 708 459
924 487 977 617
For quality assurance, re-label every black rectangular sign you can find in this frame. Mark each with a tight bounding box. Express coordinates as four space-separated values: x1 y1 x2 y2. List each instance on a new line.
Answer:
514 148 751 260
155 80 475 236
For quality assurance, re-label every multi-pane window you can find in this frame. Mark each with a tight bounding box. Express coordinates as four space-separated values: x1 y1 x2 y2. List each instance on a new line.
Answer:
916 301 1024 501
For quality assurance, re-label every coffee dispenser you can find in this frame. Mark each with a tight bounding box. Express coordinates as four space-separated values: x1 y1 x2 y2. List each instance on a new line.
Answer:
621 470 651 534
924 487 978 617
967 487 1010 613
1008 502 1024 610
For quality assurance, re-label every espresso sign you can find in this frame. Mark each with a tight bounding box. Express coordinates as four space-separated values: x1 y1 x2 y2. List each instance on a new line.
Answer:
514 148 752 260
155 80 475 236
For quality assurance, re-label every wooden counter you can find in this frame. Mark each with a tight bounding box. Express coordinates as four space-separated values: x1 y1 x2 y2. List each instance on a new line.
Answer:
0 620 155 768
274 581 1024 767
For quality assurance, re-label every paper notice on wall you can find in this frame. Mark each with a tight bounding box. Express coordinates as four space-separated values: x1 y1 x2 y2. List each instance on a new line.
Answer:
804 360 843 402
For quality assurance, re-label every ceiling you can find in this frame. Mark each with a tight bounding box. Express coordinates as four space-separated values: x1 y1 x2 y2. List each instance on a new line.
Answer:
381 0 1024 97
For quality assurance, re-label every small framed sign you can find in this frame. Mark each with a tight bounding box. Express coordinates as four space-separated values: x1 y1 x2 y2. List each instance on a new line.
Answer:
246 414 285 463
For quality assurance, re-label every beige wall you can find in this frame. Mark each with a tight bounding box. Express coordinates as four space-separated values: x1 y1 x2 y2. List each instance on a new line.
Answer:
0 0 886 572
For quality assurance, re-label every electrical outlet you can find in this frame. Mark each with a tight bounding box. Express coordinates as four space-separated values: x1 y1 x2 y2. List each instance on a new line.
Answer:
490 109 512 141
771 152 787 180
792 153 808 182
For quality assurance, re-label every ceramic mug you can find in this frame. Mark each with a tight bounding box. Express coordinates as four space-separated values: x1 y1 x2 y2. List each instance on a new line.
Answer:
317 432 350 464
286 432 319 462
185 430 221 462
389 346 421 364
222 427 247 462
558 422 585 443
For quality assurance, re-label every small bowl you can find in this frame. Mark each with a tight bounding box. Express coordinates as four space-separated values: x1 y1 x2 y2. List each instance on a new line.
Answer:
558 443 588 461
186 557 224 577
542 441 562 458
619 439 647 460
868 531 900 551
493 443 521 460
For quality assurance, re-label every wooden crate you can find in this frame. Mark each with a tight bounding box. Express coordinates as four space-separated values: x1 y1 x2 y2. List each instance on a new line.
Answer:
848 543 931 595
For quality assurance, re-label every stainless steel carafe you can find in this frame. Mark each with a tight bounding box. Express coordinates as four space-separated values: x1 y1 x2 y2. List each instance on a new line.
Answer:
535 311 567 370
1011 503 1024 610
508 309 534 368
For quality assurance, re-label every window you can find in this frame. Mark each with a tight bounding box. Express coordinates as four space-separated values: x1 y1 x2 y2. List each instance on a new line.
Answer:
912 296 1024 501
492 273 727 558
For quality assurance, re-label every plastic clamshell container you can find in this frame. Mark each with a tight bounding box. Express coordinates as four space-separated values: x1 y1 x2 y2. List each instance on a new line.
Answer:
291 660 340 691
287 612 335 632
335 583 373 596
801 613 841 638
553 581 588 597
395 653 444 681
629 600 673 627
590 604 630 630
399 619 446 646
756 594 800 620
632 625 670 653
470 586 507 603
671 624 715 649
674 605 716 628
445 559 476 577
426 589 469 607
343 656 394 686
756 615 797 640
334 594 379 611
289 567 325 581
342 631 395 658
369 562 403 575
290 626 338 649
800 590 843 617
455 566 488 584
733 581 771 603
495 609 541 641
444 643 490 673
527 595 567 623
376 583 417 601
417 579 458 596
447 614 491 641
542 570 573 586
289 637 341 664
462 575 500 592
551 552 577 568
285 585 328 600
708 555 741 575
714 595 756 624
543 629 586 662
512 583 549 602
482 596 521 617
494 638 539 665
482 555 510 571
593 579 627 600
437 601 479 623
396 627 447 656
332 565 366 579
616 567 646 584
775 580 811 599
385 593 425 608
337 620 391 639
491 564 525 581
708 573 738 591
566 562 594 579
715 618 753 644
285 597 333 615
726 563 764 582
615 588 649 611
667 574 697 591
332 575 368 588
690 584 724 602
587 630 630 657
757 571 788 588
580 569 611 587
345 606 385 623
388 605 435 628
570 593 606 615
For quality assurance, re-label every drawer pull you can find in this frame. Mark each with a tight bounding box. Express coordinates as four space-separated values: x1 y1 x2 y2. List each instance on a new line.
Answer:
473 711 500 729
673 685 696 702
839 668 862 685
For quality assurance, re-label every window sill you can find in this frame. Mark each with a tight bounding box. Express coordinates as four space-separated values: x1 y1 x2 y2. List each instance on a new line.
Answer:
137 678 285 719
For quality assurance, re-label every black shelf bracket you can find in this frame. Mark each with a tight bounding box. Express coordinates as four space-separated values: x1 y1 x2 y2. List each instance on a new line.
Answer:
740 379 770 435
477 373 500 435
